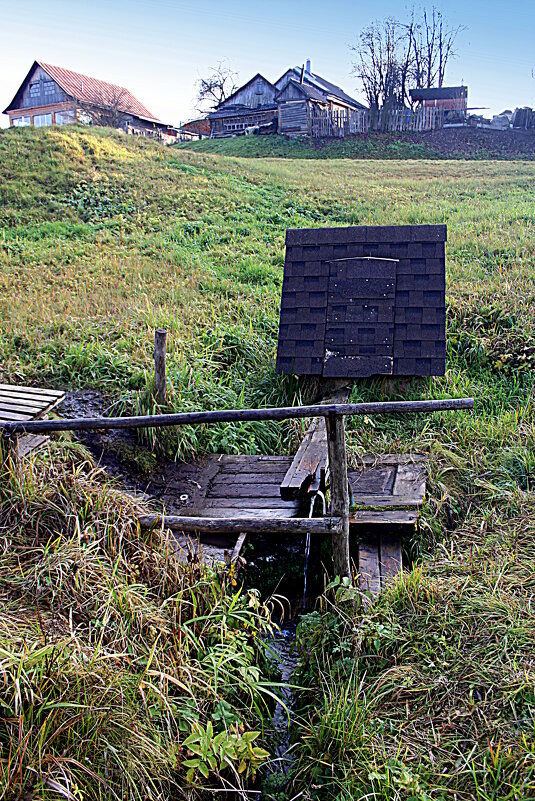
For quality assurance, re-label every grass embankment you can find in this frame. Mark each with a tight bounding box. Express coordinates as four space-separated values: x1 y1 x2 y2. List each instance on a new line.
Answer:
1 125 535 799
178 129 535 160
0 441 276 799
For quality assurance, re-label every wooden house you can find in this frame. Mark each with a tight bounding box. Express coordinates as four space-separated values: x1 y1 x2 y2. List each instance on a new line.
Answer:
207 74 278 137
208 62 366 137
3 61 174 140
409 86 468 121
275 62 366 135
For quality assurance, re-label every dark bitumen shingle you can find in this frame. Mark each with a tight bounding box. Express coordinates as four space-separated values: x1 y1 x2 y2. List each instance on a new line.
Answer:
276 225 447 378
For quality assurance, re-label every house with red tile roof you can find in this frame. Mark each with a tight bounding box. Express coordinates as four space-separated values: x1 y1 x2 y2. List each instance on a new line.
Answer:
3 61 176 140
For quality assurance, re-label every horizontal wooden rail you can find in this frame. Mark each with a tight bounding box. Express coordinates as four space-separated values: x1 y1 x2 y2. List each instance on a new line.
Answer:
0 398 473 435
138 514 343 535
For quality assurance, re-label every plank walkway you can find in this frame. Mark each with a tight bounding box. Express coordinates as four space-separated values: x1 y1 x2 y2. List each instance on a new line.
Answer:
0 384 65 457
158 452 426 596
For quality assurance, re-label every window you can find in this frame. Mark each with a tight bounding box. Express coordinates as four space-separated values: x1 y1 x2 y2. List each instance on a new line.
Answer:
56 109 75 126
43 80 55 95
12 116 31 127
33 113 52 127
29 82 40 98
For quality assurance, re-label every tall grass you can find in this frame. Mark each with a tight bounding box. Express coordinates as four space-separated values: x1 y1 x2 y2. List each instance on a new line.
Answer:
0 442 280 799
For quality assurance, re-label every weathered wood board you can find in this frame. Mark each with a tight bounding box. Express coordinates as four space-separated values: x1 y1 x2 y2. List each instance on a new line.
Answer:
280 388 351 500
358 531 403 597
0 384 65 459
349 454 427 510
0 385 65 422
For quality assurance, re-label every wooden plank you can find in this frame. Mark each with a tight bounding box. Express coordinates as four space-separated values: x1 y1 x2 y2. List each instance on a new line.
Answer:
392 464 426 504
210 472 287 486
138 515 343 536
200 498 306 510
0 395 51 410
280 417 327 499
348 467 396 495
217 455 292 465
17 435 49 459
280 388 351 500
0 401 51 417
358 534 381 596
0 410 34 422
220 462 293 475
350 509 418 527
0 386 64 401
380 533 403 586
349 494 424 508
357 453 428 467
208 484 296 499
180 507 303 520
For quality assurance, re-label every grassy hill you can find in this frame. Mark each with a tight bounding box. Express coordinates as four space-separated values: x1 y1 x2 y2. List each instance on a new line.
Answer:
1 125 535 799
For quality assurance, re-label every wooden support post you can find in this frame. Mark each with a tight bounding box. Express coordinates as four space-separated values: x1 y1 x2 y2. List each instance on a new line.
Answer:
154 329 167 405
326 412 350 579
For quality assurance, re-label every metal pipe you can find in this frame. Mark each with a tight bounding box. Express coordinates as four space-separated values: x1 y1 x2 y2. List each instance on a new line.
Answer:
0 397 474 435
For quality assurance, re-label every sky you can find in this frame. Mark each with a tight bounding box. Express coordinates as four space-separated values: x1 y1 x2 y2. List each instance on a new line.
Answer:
0 0 534 127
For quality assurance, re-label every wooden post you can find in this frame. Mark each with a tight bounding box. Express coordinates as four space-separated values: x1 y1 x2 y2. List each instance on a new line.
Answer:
154 329 167 405
1 431 17 468
326 412 350 579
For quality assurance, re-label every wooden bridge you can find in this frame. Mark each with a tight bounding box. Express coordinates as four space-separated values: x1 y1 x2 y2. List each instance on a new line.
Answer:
1 394 473 596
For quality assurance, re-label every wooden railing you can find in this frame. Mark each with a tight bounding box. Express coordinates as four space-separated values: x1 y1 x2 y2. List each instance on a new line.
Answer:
1 397 473 578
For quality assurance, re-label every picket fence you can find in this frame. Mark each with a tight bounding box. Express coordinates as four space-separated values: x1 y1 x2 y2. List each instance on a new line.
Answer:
309 106 445 139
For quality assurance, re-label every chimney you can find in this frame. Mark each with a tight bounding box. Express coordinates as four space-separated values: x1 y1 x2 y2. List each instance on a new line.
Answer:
306 59 311 74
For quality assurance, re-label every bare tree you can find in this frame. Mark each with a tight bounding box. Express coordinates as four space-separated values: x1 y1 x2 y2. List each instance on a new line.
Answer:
196 62 238 113
410 8 465 89
352 7 465 108
79 86 130 129
352 18 408 109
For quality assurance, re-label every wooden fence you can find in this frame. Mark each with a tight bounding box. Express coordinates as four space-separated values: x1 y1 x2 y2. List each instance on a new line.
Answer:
309 106 445 139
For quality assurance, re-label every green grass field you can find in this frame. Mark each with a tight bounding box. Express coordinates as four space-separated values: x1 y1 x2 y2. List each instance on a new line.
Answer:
1 126 535 799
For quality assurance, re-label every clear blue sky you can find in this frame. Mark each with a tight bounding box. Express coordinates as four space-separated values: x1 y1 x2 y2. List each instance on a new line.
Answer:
1 0 534 127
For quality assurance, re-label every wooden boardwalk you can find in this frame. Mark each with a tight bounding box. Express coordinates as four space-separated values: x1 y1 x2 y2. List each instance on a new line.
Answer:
155 452 427 594
0 384 65 457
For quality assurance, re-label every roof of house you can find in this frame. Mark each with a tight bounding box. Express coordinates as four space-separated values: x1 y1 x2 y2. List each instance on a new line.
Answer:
276 79 327 103
216 73 277 108
409 86 468 101
3 61 159 121
277 67 366 110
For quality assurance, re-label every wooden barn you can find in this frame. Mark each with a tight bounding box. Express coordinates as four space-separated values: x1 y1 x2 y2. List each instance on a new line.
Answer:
3 61 174 140
208 62 366 137
409 86 468 121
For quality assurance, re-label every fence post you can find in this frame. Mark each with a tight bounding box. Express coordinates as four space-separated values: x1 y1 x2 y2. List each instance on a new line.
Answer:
326 412 351 578
154 329 167 405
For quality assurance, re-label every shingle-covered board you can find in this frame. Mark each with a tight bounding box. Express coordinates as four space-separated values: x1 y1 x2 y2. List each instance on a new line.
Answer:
275 224 446 378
